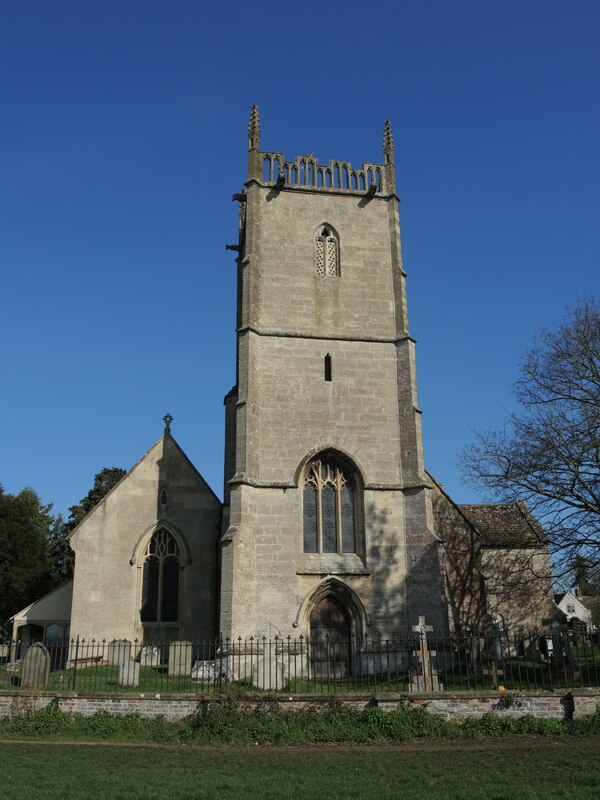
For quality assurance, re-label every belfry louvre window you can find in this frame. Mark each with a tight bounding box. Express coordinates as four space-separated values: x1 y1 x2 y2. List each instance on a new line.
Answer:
316 227 339 276
140 528 181 623
303 457 356 553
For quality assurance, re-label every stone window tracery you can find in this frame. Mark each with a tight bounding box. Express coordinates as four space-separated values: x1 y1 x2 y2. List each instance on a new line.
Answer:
316 227 339 277
140 528 181 623
303 456 356 554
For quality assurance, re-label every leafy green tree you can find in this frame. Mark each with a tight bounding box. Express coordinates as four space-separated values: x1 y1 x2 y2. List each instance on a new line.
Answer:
462 299 600 578
64 467 126 534
0 469 126 637
47 513 74 585
0 486 54 638
45 467 126 586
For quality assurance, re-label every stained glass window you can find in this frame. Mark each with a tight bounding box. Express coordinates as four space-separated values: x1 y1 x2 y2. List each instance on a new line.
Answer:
303 484 318 552
322 484 337 552
341 483 355 553
302 456 358 554
140 529 181 623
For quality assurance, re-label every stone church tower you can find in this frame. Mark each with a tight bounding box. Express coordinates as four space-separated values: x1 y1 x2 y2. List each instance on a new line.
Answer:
11 108 555 652
219 107 446 641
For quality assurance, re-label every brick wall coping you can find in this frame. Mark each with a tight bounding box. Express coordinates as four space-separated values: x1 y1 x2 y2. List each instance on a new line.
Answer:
4 689 597 701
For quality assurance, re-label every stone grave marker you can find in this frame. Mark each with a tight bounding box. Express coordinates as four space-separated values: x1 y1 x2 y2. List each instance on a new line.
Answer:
467 628 481 673
252 655 285 691
409 616 443 692
119 660 140 687
168 641 192 677
491 623 505 665
108 639 132 667
139 645 161 667
21 643 51 689
191 660 228 684
256 621 281 640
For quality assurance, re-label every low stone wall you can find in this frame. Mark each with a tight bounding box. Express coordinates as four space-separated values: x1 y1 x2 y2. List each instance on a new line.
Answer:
0 689 598 723
400 691 598 720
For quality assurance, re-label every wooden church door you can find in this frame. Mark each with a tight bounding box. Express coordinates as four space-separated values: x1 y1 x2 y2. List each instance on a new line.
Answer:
309 595 352 677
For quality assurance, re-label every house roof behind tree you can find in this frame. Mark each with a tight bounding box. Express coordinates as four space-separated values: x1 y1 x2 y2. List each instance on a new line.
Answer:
554 591 593 623
458 501 547 548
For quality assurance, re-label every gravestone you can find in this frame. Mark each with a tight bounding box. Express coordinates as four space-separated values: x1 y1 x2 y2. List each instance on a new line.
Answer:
191 660 228 684
21 643 51 689
409 616 443 692
467 629 481 674
528 635 542 664
108 639 132 667
256 621 281 640
252 656 285 690
119 660 140 687
491 624 505 665
139 645 161 667
168 641 192 677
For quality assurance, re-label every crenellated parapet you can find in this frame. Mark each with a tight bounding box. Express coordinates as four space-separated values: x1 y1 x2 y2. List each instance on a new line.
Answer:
246 106 396 195
260 152 389 193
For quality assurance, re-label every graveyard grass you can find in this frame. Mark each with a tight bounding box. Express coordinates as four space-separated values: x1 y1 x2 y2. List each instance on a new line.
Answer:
5 643 600 694
1 737 600 800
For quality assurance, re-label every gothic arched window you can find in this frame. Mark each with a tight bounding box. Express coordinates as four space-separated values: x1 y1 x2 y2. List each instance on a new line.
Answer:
140 528 181 623
315 226 339 277
303 456 357 554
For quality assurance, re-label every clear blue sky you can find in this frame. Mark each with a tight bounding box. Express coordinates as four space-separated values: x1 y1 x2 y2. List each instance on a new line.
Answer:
1 1 598 516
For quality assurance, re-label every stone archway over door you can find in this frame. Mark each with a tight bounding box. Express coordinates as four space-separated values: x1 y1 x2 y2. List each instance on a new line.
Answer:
309 595 352 678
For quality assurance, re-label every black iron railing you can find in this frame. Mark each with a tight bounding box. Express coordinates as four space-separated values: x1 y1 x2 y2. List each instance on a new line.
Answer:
1 627 598 694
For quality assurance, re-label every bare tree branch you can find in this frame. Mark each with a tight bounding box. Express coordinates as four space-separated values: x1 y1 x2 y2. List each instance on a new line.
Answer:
461 299 600 579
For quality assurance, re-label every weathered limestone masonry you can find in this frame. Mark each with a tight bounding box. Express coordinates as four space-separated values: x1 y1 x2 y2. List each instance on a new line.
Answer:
220 107 446 642
70 433 221 644
0 690 597 723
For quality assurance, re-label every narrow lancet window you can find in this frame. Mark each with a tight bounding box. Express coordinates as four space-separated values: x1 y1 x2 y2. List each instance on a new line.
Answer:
324 354 332 382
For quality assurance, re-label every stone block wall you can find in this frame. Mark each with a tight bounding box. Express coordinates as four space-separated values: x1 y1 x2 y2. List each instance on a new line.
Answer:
0 690 597 723
222 172 447 640
70 434 221 643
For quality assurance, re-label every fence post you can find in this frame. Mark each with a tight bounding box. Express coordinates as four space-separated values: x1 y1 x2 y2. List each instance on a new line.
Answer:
71 636 80 690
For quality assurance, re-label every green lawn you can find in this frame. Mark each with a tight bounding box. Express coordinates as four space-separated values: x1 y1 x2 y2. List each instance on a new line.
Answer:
1 738 599 799
42 657 600 694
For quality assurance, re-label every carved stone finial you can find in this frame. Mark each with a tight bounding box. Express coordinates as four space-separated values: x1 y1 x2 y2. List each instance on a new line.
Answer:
163 413 174 433
248 104 260 151
383 119 394 165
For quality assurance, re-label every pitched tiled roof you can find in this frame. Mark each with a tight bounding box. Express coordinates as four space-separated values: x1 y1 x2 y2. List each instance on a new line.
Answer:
458 501 547 548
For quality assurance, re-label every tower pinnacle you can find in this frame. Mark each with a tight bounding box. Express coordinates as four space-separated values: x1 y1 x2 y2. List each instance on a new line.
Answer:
383 119 394 165
248 104 261 151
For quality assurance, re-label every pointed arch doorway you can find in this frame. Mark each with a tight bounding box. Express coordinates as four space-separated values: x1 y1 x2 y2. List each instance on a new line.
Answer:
309 595 352 678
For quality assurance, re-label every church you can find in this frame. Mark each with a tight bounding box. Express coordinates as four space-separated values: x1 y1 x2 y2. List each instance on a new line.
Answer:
12 108 555 650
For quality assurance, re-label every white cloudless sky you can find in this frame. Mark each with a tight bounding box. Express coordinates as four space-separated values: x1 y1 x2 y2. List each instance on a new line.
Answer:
1 0 598 515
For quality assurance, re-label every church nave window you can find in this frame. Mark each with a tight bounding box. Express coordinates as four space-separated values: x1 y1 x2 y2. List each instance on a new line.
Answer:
303 456 357 554
141 528 181 623
315 226 339 277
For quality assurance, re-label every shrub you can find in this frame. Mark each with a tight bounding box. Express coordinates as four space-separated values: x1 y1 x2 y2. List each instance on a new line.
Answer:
2 699 600 744
7 702 72 737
